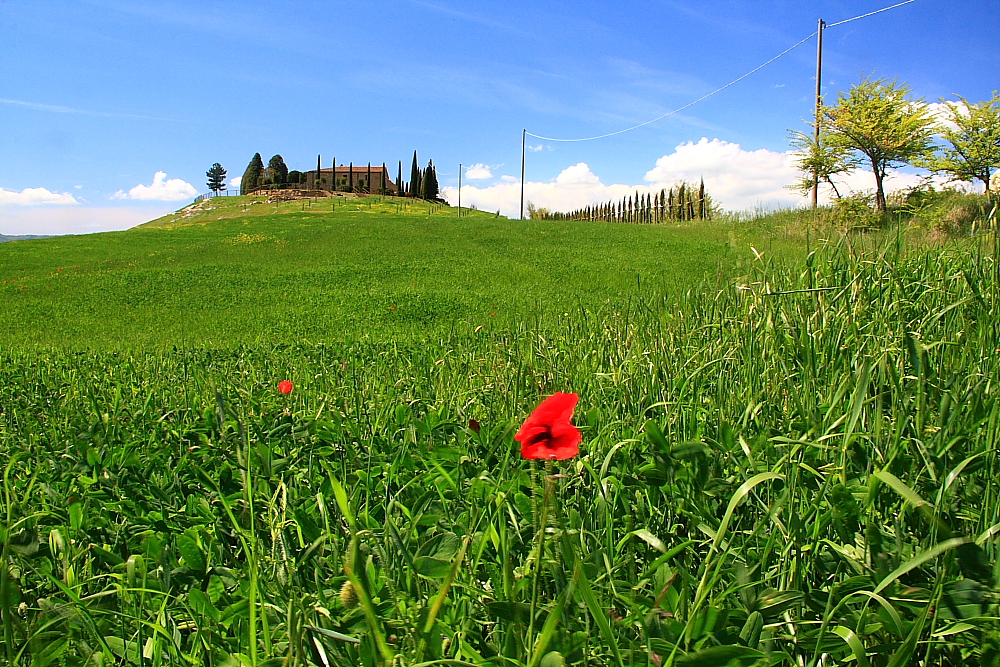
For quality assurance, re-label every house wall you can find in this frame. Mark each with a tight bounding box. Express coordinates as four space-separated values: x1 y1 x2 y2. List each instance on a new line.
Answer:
304 169 396 193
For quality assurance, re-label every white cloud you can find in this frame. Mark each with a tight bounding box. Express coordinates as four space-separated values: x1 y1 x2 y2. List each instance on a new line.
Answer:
113 171 198 201
527 144 543 152
229 176 242 188
644 138 800 210
0 186 79 206
923 100 967 133
464 163 493 180
444 137 961 217
74 184 82 189
443 163 662 218
0 205 170 235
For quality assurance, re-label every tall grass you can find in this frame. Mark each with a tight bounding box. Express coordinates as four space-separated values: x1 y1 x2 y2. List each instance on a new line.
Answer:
1 228 998 665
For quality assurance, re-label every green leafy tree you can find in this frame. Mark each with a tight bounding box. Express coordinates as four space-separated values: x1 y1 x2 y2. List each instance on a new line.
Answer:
267 155 288 186
421 160 439 200
920 92 1000 196
206 163 227 193
241 153 264 195
287 170 302 185
823 77 936 212
787 127 858 201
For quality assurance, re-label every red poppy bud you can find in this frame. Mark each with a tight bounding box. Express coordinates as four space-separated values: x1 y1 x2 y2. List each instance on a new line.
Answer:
515 392 581 460
278 380 293 394
468 419 480 434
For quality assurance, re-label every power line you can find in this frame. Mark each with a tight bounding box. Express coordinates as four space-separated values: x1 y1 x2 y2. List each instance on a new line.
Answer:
526 31 817 143
525 0 921 143
827 0 918 27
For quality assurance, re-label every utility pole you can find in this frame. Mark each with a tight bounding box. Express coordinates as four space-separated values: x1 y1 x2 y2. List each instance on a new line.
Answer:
458 164 462 217
811 18 825 209
520 129 526 220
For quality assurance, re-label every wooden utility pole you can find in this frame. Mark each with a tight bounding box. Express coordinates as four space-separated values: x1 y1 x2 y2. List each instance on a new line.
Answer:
458 164 462 217
520 129 526 220
811 18 825 209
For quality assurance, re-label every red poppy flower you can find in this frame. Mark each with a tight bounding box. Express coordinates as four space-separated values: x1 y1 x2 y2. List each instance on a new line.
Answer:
278 380 293 394
468 419 481 434
515 392 581 460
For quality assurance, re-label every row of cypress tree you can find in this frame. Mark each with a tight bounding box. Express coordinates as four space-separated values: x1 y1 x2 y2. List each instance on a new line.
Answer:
397 151 439 200
239 151 441 199
531 179 712 223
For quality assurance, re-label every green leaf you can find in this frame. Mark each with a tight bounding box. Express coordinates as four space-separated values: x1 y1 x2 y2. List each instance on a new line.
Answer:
620 528 667 554
189 588 220 622
177 530 207 574
414 532 462 578
872 471 930 509
644 420 670 452
573 561 624 667
834 625 871 667
68 502 84 530
540 650 566 667
714 472 783 552
875 537 968 594
675 645 765 666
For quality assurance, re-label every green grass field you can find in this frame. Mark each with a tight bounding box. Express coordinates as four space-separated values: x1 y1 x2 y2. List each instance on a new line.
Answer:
0 195 771 350
1 195 998 667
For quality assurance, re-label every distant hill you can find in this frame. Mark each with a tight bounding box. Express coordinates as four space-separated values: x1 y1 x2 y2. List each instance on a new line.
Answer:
0 234 56 243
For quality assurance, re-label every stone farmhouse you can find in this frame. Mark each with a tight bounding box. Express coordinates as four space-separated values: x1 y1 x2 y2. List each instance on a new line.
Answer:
303 163 397 194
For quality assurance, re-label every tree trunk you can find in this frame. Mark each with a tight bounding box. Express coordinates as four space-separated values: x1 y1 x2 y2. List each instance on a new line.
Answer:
872 162 886 213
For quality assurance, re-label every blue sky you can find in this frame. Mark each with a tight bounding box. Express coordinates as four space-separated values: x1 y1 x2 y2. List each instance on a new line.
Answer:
1 0 996 234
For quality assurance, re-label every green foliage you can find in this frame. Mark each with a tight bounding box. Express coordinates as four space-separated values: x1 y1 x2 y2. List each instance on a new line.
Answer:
287 170 302 185
824 77 937 212
920 92 1000 195
2 203 999 665
241 153 264 195
891 184 998 236
421 160 439 200
268 154 289 185
206 162 227 193
787 128 858 200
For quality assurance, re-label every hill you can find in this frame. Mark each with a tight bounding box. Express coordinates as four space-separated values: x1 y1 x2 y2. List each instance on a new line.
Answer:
0 233 57 243
1 193 998 665
0 194 761 350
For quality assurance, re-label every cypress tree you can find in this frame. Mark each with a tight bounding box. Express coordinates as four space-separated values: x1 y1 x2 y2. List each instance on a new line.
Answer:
268 155 288 186
421 160 439 200
332 157 337 192
367 162 372 194
698 178 706 219
410 151 420 198
677 183 686 221
349 162 354 192
241 153 263 195
397 161 403 193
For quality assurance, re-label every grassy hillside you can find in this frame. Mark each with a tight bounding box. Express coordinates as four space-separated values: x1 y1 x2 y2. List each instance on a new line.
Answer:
2 196 998 666
0 195 769 350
